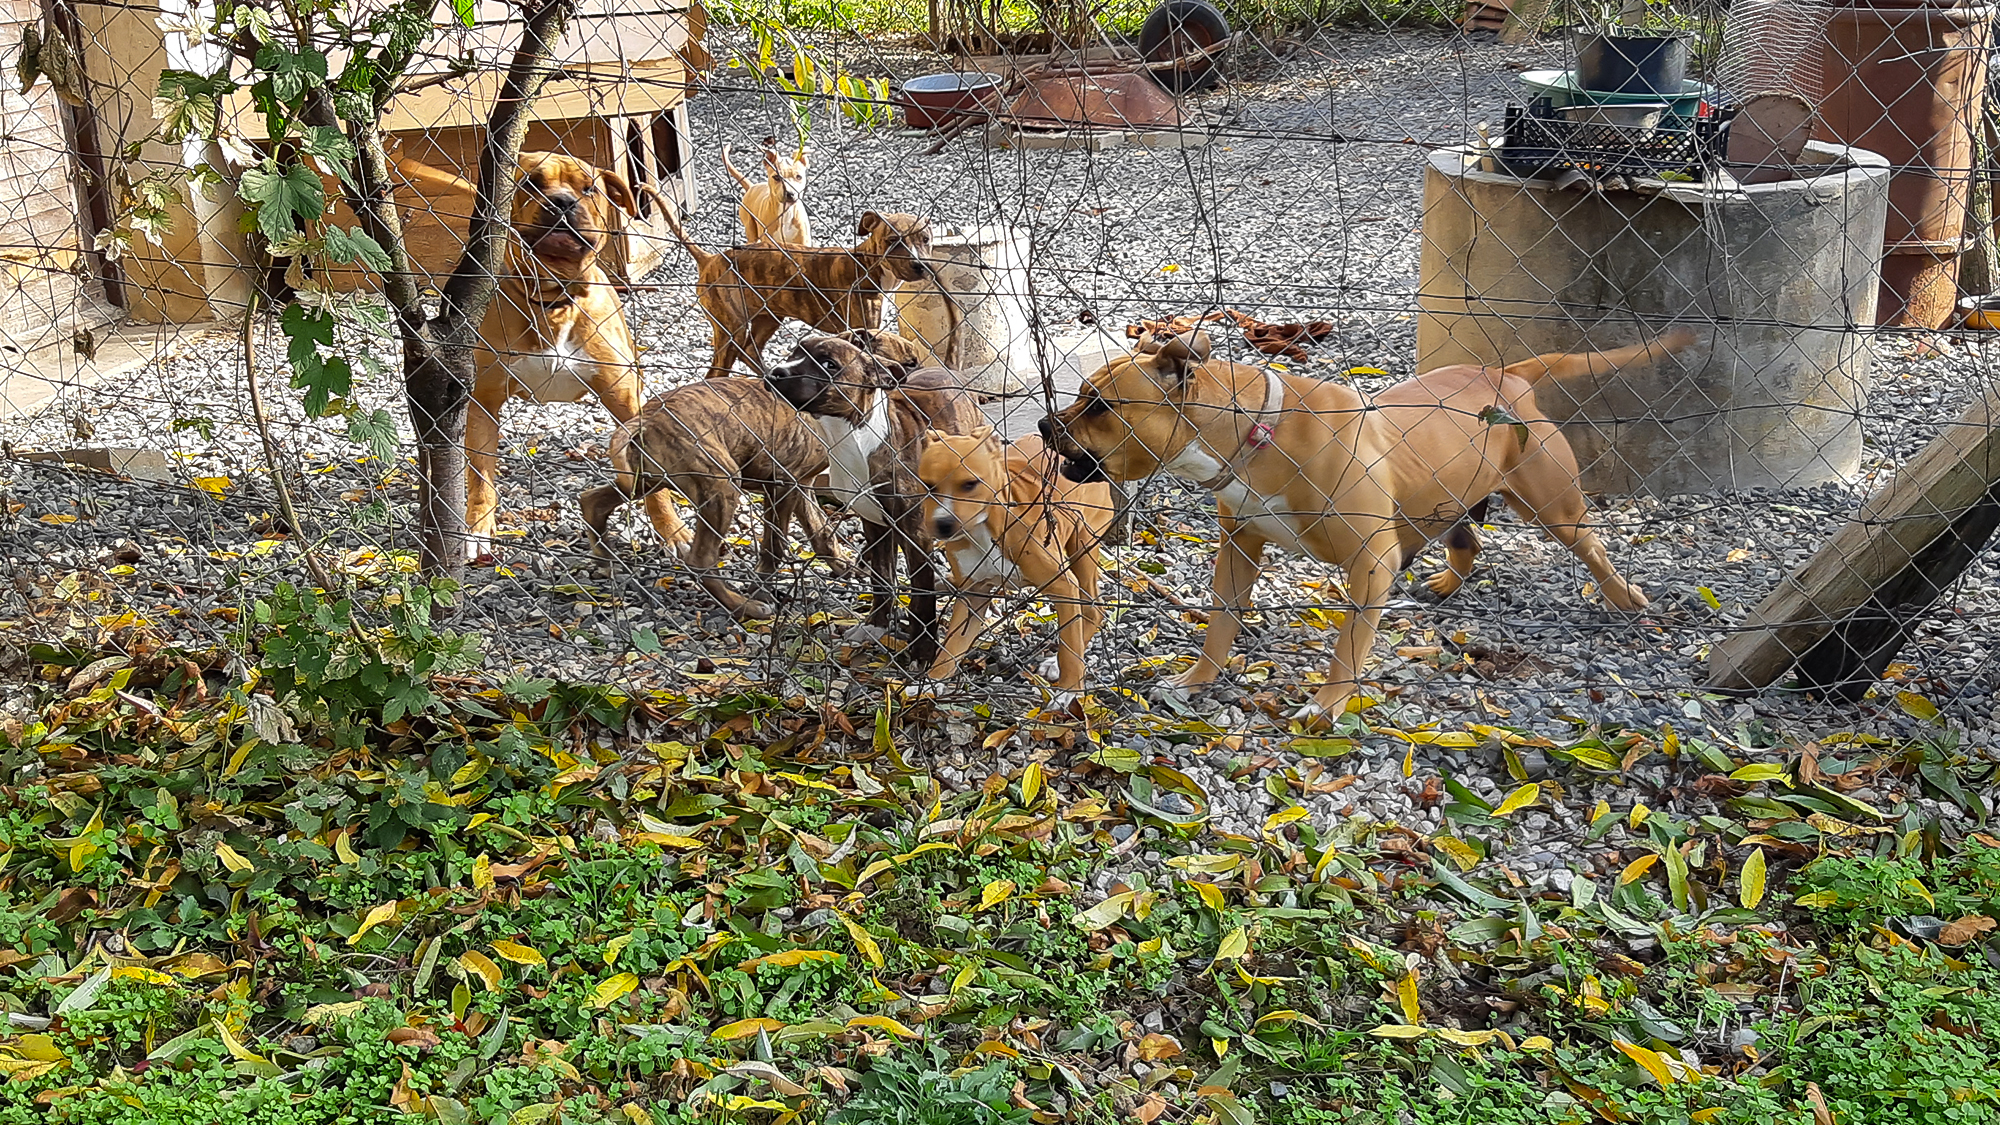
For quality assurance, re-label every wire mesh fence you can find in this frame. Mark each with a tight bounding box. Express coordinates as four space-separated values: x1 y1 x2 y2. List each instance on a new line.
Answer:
5 0 2000 771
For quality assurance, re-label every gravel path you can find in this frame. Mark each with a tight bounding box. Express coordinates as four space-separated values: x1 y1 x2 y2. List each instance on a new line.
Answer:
2 29 1995 862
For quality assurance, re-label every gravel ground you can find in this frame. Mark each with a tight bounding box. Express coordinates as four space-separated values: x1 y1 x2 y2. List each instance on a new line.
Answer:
2 29 1996 863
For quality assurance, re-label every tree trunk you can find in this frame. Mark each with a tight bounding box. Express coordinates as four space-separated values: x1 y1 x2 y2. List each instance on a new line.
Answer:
401 0 577 585
406 344 471 576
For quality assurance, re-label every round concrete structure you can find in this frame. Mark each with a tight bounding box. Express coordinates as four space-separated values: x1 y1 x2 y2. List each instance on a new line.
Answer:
894 224 1035 396
1416 143 1892 497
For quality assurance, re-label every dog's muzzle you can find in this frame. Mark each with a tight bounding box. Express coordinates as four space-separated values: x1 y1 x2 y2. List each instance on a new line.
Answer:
932 513 960 539
1059 452 1106 484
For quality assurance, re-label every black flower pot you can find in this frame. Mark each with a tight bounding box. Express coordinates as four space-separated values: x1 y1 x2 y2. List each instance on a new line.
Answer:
1574 31 1690 95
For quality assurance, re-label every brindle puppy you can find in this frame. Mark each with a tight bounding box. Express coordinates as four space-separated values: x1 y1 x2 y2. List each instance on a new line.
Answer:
661 209 962 380
579 378 844 621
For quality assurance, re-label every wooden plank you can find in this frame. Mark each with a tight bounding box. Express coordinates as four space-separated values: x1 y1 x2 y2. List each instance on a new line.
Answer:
1708 378 2000 691
226 56 689 140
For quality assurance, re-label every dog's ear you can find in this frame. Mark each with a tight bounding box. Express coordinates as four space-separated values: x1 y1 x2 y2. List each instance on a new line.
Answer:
924 428 950 443
1148 330 1212 385
970 425 997 446
856 211 885 237
596 168 638 217
763 148 780 173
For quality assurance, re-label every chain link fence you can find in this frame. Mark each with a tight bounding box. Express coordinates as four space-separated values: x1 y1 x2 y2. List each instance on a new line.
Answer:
4 0 2000 769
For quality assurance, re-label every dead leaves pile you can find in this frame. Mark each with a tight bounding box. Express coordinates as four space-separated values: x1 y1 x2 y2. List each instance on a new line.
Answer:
3 650 2000 1125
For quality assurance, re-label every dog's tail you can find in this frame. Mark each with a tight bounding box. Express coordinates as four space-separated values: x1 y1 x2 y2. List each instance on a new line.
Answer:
1501 326 1699 385
720 144 755 192
649 186 718 266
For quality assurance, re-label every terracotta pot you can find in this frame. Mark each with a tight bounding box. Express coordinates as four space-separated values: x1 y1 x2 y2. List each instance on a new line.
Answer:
1814 0 1995 327
1882 251 1966 329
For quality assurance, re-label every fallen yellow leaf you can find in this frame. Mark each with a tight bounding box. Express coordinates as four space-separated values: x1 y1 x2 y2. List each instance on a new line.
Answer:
490 940 545 967
588 972 639 1009
1492 783 1540 818
348 902 399 945
459 951 503 991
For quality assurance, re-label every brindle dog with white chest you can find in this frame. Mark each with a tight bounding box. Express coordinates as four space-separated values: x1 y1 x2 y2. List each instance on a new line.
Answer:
763 332 983 664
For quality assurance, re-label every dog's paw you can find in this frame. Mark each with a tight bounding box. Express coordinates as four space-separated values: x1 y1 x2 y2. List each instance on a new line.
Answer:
1423 569 1465 598
1167 665 1218 690
1290 700 1333 727
733 599 776 622
1036 655 1064 681
842 622 892 648
1040 690 1080 715
463 532 495 565
1604 580 1650 611
899 678 947 701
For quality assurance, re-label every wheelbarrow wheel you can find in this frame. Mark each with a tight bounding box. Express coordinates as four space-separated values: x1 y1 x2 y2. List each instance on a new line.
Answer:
1136 0 1230 95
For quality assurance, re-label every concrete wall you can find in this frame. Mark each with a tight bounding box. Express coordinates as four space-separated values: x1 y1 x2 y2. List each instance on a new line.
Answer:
0 0 96 351
1417 144 1893 497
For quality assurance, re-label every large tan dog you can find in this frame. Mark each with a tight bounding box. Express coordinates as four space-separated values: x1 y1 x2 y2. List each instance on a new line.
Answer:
468 151 687 559
1040 328 1697 720
661 207 960 381
720 142 813 248
912 430 1115 693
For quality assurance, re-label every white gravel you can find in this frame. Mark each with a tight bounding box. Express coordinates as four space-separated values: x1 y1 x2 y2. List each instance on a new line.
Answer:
2 28 1995 870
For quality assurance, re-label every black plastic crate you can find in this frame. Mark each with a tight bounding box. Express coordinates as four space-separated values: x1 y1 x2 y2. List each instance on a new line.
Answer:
1496 101 1727 180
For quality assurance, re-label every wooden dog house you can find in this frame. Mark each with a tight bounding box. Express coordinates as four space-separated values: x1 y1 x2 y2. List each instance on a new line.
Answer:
58 0 709 323
305 0 711 292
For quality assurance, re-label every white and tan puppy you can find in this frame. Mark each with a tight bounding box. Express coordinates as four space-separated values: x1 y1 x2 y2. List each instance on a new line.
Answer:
721 142 813 248
913 430 1116 692
467 151 689 560
1039 328 1696 721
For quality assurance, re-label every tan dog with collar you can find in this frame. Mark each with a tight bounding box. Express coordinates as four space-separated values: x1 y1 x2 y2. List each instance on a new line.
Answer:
1040 328 1696 720
913 430 1116 693
468 151 688 559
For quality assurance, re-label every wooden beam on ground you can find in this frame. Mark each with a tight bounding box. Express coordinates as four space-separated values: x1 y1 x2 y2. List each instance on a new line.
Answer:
1709 377 2000 695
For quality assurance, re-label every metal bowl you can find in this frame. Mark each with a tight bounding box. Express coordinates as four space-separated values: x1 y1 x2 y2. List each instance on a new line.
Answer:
897 72 1006 130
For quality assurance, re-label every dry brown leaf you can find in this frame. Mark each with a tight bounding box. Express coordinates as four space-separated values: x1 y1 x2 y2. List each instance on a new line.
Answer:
489 847 556 881
1136 1032 1183 1061
1131 1094 1168 1124
388 1062 418 1113
386 1025 441 1050
1806 1082 1835 1125
1937 915 1997 946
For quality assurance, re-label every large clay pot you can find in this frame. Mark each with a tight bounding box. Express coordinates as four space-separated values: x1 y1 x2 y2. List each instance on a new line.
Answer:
1814 0 1996 328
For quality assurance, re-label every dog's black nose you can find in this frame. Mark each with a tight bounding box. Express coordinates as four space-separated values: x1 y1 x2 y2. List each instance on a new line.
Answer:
933 515 958 539
1037 417 1055 443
